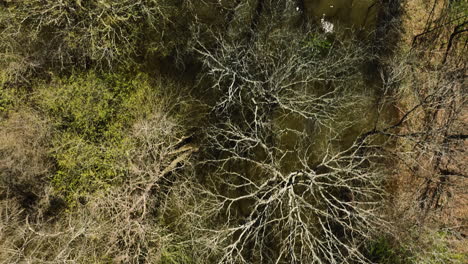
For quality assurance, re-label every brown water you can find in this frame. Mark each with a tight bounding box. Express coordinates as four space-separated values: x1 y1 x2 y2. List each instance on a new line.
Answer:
304 0 380 29
190 0 381 32
187 0 397 174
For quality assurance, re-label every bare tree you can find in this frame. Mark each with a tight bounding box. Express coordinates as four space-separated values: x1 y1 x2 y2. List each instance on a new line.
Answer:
177 15 390 262
0 110 197 263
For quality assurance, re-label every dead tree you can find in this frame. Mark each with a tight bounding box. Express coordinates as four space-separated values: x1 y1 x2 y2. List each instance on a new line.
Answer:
184 15 388 262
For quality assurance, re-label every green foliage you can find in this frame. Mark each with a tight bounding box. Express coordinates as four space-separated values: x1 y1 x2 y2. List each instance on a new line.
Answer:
0 71 16 114
37 72 133 141
366 237 407 264
0 87 14 114
409 231 467 264
0 1 465 262
366 231 467 264
160 244 194 264
35 71 197 205
36 72 170 201
302 34 332 56
51 132 127 202
450 0 468 16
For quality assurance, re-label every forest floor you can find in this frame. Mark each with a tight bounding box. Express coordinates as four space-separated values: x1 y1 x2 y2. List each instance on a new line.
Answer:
393 0 468 257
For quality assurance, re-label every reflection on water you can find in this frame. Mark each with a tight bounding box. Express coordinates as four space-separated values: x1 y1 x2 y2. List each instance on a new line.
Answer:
304 0 380 29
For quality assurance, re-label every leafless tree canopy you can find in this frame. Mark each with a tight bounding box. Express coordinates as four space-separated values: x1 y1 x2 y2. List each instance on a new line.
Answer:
1 1 466 263
172 17 393 262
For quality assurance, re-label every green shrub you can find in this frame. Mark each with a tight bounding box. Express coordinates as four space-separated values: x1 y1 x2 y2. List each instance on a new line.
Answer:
302 34 333 57
51 132 127 202
35 72 136 200
366 236 407 264
37 72 133 141
160 245 194 264
410 231 467 264
366 231 467 264
0 87 14 114
35 71 197 204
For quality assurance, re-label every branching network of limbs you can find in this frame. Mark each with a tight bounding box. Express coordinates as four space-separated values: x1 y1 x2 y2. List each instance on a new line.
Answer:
0 0 184 79
195 138 386 263
0 111 195 263
380 58 466 215
0 0 466 263
369 0 467 215
184 22 389 263
189 1 466 262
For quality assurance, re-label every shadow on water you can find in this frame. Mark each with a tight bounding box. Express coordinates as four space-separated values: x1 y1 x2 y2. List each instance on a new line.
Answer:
169 0 404 185
157 3 403 259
